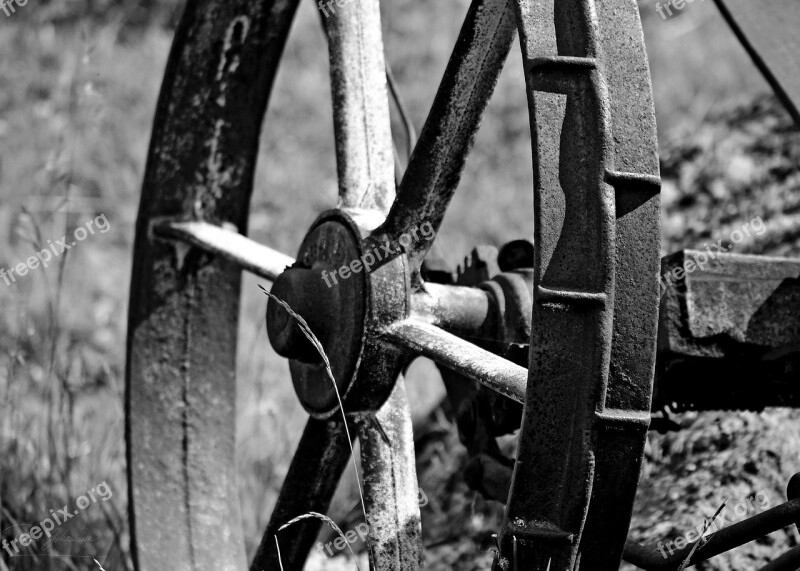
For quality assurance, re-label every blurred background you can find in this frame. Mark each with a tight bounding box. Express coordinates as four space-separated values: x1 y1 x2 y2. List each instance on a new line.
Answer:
1 0 799 569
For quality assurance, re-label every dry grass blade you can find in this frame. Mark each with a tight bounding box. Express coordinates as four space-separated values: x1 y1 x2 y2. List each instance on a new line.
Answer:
677 499 728 571
274 536 284 571
259 286 367 569
277 511 362 570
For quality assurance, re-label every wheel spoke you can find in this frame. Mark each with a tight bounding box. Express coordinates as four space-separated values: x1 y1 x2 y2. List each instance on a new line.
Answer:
324 0 395 213
357 378 422 570
250 417 354 571
383 320 527 403
367 0 517 274
153 220 295 281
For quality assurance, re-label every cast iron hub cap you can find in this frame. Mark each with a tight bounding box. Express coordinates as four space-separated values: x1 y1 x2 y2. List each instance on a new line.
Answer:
266 210 399 417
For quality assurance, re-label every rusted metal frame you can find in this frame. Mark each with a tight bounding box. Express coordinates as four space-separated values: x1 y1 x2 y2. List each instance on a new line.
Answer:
622 498 800 570
578 0 662 566
324 0 395 214
363 0 517 280
152 220 295 281
356 377 423 570
126 1 299 569
496 0 618 567
383 320 527 404
250 417 355 571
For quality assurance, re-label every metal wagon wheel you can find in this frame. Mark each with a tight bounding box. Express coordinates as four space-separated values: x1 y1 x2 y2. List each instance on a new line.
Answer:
125 0 660 569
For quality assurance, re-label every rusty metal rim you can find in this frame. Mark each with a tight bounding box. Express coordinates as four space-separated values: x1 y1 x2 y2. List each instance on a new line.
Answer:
125 1 302 569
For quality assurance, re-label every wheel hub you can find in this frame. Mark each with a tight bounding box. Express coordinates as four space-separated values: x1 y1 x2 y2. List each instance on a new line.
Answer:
267 210 386 416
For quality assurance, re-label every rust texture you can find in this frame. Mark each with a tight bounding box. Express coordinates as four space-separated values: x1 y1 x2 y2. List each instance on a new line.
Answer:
357 380 423 570
499 0 617 567
497 0 661 567
577 0 662 562
126 0 300 569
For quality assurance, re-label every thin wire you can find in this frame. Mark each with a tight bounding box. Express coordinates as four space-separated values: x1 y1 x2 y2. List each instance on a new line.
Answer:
316 10 416 171
385 60 417 162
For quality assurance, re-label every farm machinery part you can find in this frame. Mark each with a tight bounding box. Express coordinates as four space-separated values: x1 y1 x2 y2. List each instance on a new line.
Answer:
124 0 800 569
426 242 800 569
435 244 800 449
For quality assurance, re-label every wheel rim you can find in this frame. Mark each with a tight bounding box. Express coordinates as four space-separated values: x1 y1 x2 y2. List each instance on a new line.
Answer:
126 1 300 569
126 0 660 569
497 0 661 568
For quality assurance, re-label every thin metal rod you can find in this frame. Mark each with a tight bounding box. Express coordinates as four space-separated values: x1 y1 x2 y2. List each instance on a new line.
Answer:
410 283 496 339
383 320 527 403
623 498 800 570
758 544 800 571
153 220 294 281
385 60 416 162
